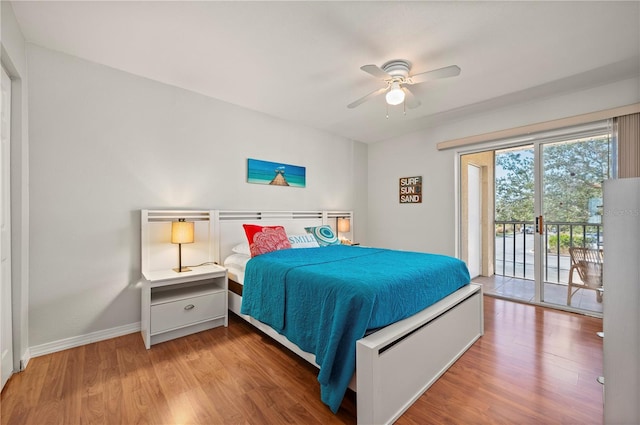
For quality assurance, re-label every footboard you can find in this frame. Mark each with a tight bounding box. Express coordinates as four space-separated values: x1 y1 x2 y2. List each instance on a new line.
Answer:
356 284 483 425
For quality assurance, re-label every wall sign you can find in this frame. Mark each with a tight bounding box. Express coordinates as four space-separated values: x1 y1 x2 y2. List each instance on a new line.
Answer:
399 176 422 204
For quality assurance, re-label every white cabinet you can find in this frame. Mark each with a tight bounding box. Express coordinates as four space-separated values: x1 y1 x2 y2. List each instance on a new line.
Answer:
603 177 640 424
141 265 228 349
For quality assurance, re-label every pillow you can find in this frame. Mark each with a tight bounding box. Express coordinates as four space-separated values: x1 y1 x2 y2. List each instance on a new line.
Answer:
223 253 251 270
305 225 340 246
242 224 292 257
287 233 320 248
231 242 251 256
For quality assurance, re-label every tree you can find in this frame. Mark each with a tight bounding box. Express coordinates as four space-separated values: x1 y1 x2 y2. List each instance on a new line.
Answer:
542 138 608 223
495 136 609 224
495 149 534 222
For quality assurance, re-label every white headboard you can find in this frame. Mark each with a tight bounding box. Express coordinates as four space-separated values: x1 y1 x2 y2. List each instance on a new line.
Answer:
212 210 353 263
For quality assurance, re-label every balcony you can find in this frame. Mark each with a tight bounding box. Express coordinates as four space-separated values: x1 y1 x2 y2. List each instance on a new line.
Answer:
482 220 603 313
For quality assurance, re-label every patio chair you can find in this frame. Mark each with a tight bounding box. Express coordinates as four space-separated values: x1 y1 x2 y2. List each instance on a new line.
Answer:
567 247 604 306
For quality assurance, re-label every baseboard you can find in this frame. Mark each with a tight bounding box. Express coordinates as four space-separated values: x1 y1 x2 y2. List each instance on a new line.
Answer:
29 322 141 358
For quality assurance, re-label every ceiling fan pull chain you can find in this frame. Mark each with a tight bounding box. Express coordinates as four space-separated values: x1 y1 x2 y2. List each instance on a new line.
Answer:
386 103 389 119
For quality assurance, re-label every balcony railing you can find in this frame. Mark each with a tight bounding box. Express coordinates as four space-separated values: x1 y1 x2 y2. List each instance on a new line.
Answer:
495 220 603 284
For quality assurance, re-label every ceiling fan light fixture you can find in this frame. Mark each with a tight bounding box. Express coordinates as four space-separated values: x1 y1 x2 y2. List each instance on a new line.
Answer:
348 60 459 110
385 82 405 106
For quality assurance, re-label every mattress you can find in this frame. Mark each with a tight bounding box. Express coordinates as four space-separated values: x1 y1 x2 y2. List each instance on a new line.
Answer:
239 245 471 412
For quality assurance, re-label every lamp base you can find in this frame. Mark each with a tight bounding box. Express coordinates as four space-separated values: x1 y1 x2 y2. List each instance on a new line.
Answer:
173 267 192 273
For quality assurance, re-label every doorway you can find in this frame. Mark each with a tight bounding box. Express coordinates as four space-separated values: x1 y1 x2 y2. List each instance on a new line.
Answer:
467 164 481 278
460 152 494 280
460 122 612 315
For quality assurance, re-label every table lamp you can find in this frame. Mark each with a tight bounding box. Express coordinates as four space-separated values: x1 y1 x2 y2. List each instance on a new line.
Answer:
337 217 350 240
171 218 194 272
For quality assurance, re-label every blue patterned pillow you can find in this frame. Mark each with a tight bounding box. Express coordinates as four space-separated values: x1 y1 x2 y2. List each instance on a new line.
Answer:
305 225 340 246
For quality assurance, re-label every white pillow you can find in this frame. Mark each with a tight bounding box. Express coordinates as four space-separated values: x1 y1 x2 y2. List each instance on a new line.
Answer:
288 233 320 248
224 253 251 270
231 242 251 256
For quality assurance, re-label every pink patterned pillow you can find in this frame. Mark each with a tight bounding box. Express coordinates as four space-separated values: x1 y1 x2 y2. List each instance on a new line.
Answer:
242 224 292 257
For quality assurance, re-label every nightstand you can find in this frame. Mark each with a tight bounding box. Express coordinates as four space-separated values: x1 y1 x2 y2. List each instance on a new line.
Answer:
141 264 228 349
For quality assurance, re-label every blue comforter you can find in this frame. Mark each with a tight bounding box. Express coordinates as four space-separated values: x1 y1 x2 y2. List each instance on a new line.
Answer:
240 245 470 413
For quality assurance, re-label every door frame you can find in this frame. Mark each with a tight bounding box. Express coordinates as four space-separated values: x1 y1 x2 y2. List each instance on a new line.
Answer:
1 53 30 379
1 65 12 389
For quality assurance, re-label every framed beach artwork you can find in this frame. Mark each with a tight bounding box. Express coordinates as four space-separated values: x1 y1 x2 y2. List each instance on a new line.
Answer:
247 158 306 188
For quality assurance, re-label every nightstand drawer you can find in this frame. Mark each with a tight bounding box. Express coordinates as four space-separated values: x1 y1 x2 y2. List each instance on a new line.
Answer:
150 291 225 334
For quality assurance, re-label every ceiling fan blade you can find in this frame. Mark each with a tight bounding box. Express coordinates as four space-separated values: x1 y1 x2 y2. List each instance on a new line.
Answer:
408 65 461 85
402 87 421 109
347 87 388 109
360 64 391 79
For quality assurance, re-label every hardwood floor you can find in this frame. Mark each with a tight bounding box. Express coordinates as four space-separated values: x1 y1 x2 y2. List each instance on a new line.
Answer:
1 296 603 424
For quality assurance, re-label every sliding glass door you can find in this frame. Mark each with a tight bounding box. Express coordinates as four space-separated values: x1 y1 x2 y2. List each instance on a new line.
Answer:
462 122 612 314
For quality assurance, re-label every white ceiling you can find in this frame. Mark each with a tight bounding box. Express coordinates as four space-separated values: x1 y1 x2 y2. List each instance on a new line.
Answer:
9 1 640 144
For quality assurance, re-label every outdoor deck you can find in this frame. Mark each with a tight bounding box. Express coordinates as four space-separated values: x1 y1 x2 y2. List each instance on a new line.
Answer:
473 274 603 314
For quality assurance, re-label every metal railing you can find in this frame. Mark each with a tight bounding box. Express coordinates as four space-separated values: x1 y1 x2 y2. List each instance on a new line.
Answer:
495 220 603 284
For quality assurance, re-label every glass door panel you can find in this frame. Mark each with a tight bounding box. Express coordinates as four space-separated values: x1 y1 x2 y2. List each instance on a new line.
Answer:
539 135 609 313
494 145 536 302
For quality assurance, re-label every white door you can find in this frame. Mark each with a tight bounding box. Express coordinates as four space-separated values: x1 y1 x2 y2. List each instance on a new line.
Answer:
1 66 13 390
467 164 482 278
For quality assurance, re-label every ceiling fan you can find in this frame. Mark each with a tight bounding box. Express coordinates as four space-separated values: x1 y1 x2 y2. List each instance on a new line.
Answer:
347 59 461 109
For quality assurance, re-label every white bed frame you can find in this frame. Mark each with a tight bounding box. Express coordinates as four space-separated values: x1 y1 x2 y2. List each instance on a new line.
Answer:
213 210 484 425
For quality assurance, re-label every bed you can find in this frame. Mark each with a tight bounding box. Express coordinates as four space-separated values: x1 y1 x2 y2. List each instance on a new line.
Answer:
213 210 484 425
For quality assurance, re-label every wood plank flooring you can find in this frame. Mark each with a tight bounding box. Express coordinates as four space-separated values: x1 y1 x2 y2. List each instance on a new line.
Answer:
1 296 604 424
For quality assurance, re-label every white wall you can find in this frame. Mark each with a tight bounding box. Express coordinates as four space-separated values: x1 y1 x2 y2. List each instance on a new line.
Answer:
1 0 30 371
26 44 367 349
368 77 640 256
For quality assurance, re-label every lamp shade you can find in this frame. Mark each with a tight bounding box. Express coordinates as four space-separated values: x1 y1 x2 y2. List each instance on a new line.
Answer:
337 217 350 233
171 220 194 244
385 83 405 106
